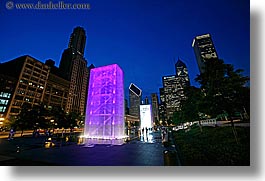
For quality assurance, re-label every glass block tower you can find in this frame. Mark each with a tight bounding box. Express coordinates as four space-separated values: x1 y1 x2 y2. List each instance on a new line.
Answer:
84 64 124 139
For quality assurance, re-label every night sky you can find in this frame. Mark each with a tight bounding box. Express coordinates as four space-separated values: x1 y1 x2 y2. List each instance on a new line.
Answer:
0 0 250 100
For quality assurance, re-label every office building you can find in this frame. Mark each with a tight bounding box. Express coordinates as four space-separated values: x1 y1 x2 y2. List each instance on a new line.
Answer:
124 99 129 115
144 96 149 105
151 93 159 125
192 33 218 73
129 83 142 118
175 59 190 86
0 55 50 121
159 59 190 122
159 88 166 124
0 74 16 126
162 75 179 120
59 27 89 115
43 59 70 110
174 59 190 103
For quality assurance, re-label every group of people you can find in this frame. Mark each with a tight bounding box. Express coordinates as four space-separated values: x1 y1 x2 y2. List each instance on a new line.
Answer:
141 127 153 135
161 128 168 141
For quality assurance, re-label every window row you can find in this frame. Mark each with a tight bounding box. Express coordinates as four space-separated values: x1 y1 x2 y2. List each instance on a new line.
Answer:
0 92 11 98
0 99 9 105
0 106 7 113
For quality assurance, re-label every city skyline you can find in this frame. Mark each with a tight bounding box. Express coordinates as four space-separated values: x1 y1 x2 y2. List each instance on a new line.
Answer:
0 0 250 100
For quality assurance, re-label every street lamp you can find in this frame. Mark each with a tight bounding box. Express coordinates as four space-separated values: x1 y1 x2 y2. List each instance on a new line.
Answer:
50 119 55 132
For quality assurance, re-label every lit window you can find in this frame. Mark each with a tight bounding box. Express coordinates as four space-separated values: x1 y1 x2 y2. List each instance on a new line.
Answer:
0 93 11 98
0 106 6 112
0 99 9 105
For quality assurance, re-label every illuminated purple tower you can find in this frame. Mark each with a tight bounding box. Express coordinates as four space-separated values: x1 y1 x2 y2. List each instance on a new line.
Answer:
84 64 125 140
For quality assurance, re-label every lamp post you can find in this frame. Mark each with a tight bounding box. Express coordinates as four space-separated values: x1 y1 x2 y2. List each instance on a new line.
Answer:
50 119 55 133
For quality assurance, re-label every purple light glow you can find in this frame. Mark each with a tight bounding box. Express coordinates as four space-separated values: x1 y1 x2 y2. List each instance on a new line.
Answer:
84 64 125 139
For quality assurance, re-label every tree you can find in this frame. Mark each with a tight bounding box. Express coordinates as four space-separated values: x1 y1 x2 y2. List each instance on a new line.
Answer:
195 58 249 118
50 106 67 128
172 111 184 126
195 58 249 143
181 86 203 122
66 112 79 129
31 104 49 129
15 103 34 134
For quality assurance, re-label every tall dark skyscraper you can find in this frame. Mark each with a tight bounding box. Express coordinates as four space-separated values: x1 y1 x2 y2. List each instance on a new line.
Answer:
59 27 89 115
68 27 86 56
192 33 218 73
159 59 190 122
129 83 142 118
175 59 190 87
151 93 159 125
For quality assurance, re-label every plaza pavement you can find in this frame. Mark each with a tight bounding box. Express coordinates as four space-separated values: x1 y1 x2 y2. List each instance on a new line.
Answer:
0 131 179 166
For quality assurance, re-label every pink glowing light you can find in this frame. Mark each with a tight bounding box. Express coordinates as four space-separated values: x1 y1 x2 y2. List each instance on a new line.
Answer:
84 64 125 139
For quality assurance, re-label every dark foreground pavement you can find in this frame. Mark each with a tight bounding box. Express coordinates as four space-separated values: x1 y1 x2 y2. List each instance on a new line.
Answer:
0 131 180 166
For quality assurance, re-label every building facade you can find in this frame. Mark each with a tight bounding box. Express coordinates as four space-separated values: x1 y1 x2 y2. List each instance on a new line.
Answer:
158 88 166 124
0 27 91 127
192 33 218 73
162 75 179 121
0 74 16 126
43 59 70 110
0 55 50 122
59 27 89 115
129 83 142 118
159 59 190 122
151 93 159 125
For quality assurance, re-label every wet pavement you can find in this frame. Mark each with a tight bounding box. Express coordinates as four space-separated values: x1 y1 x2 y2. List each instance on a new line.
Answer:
0 130 179 166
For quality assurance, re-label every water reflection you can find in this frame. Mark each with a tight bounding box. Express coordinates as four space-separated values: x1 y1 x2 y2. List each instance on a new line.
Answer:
43 129 162 149
85 138 124 146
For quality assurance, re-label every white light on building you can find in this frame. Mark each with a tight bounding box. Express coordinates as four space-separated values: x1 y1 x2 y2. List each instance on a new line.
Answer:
140 105 153 129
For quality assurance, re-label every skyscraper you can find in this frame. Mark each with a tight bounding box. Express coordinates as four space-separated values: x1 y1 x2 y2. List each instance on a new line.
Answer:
192 33 218 73
162 75 179 121
129 83 142 118
175 59 190 86
59 27 89 115
151 93 159 125
144 96 149 105
68 27 86 56
159 59 190 122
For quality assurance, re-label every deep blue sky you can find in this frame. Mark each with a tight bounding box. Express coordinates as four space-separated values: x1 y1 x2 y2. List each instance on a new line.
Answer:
0 0 250 100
